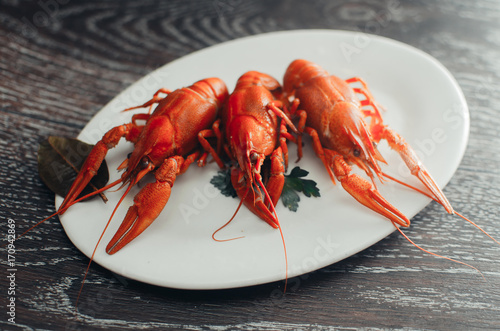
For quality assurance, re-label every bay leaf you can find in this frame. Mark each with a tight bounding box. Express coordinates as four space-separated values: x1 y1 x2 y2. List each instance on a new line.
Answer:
37 136 109 201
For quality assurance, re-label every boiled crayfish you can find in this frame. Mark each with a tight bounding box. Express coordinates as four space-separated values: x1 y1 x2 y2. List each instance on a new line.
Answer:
201 71 298 228
58 77 228 254
283 59 454 227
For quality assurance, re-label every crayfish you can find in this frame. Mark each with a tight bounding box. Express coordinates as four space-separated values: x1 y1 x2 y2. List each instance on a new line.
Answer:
59 77 228 254
283 59 454 227
201 71 298 228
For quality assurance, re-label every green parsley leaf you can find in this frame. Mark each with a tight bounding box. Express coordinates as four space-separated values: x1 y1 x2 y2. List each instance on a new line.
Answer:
280 185 301 212
209 166 320 212
288 166 309 178
210 168 237 198
282 166 320 211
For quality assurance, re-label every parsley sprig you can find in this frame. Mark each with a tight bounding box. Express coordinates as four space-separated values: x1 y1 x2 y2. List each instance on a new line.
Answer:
210 166 320 212
281 166 320 212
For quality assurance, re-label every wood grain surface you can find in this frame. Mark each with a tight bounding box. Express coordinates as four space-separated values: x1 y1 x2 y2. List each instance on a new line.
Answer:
1 0 499 330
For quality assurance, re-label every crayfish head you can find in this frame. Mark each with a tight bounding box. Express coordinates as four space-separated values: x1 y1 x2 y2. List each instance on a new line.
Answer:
120 116 175 185
227 115 272 188
230 133 259 187
330 102 386 176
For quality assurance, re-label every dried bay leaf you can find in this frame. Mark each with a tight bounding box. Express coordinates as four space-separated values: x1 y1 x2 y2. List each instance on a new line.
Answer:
38 136 109 201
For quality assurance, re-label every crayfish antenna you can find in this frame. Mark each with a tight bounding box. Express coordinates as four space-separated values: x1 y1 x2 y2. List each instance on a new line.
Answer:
5 178 123 246
58 178 123 214
454 212 500 246
213 178 288 292
255 175 288 293
381 171 495 281
75 180 135 311
383 172 500 246
393 223 485 282
211 187 248 242
0 176 124 312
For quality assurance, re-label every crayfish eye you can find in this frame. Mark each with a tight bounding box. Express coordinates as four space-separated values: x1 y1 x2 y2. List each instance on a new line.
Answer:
127 153 132 159
353 148 361 157
250 152 259 163
139 156 150 169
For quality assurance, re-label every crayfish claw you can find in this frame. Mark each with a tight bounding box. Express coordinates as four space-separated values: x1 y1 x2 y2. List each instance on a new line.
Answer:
380 126 454 214
413 165 454 214
106 157 178 254
339 172 410 227
331 151 410 227
106 204 141 255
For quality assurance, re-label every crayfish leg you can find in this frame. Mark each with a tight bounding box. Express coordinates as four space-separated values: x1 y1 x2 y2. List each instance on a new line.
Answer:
59 123 138 213
198 119 225 168
265 147 286 208
122 88 172 114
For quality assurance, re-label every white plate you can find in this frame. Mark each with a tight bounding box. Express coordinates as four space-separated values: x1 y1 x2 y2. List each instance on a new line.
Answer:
57 30 469 290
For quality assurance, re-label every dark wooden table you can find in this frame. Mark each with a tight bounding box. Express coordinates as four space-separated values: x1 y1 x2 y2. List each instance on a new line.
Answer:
1 1 500 330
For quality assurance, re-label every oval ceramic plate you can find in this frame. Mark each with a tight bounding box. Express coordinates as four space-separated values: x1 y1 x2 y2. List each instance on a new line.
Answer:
57 30 469 289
